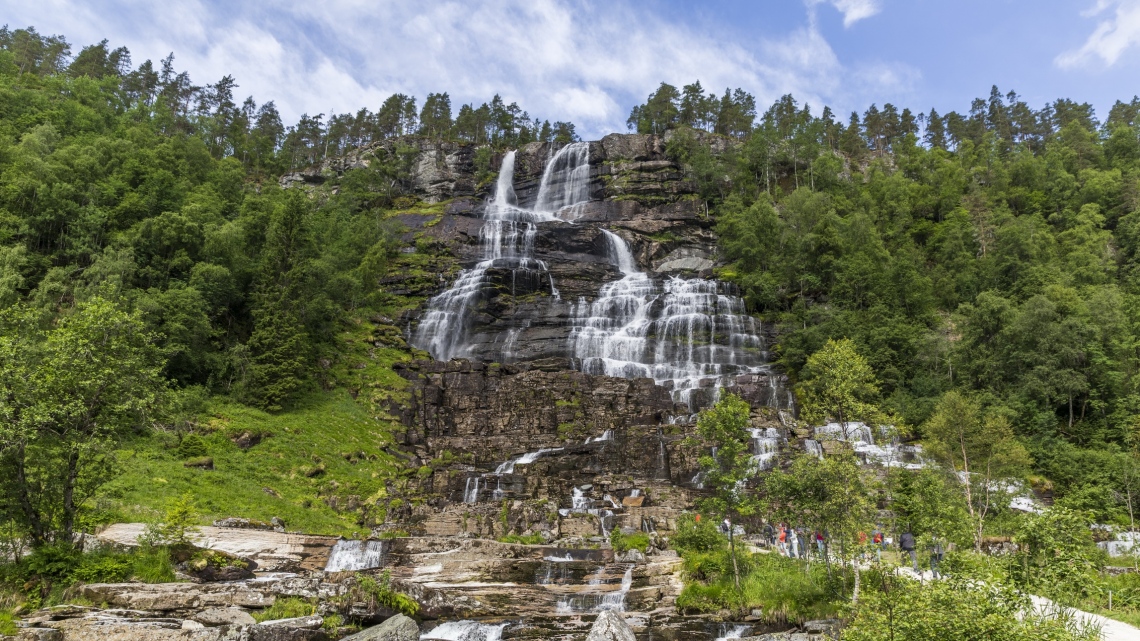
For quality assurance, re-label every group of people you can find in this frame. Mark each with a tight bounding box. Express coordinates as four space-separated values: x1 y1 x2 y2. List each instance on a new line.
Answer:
763 522 827 560
761 521 948 576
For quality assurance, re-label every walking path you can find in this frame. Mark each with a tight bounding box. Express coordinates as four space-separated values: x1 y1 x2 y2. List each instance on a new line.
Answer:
895 566 1140 641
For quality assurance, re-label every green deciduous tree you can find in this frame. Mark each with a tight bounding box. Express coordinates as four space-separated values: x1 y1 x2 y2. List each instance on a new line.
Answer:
689 393 756 593
0 298 165 547
797 338 886 440
759 450 875 602
922 391 1030 551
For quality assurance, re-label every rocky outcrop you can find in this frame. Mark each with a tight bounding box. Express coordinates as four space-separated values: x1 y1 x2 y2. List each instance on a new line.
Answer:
95 524 339 572
586 611 637 641
16 607 328 641
280 138 478 204
341 615 418 641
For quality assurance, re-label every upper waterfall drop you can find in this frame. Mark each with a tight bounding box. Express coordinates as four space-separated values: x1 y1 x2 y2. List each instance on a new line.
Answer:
534 142 592 219
412 144 593 361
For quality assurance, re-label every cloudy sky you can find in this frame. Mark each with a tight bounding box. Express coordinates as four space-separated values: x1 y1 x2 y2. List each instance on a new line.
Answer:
7 0 1140 138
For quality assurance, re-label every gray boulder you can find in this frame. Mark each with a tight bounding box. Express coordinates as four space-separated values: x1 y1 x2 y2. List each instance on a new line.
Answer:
342 614 419 641
586 610 636 641
192 607 256 627
616 548 645 564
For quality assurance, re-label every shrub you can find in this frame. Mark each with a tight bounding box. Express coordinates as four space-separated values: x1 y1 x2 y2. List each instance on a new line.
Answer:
23 544 81 582
71 553 132 583
676 582 731 612
844 575 1101 641
670 514 726 553
355 570 419 617
142 494 200 546
610 530 650 554
254 597 316 622
176 434 208 459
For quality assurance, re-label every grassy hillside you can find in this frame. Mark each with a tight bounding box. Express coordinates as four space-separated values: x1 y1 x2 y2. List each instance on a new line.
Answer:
96 390 401 537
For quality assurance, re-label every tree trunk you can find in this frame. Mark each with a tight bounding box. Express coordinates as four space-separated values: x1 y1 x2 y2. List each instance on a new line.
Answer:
729 523 742 594
13 441 46 546
852 560 861 604
61 447 81 547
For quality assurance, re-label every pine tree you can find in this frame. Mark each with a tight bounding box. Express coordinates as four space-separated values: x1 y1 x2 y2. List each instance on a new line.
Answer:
246 191 314 411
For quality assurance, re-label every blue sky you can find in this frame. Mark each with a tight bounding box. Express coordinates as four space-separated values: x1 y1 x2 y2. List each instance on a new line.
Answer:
5 0 1140 138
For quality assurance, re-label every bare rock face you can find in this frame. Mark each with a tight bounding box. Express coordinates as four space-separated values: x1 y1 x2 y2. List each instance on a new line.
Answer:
586 610 637 641
190 607 256 627
96 524 338 572
342 614 419 641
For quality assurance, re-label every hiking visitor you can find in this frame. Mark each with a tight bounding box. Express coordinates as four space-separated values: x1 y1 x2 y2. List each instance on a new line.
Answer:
930 536 945 578
900 529 918 572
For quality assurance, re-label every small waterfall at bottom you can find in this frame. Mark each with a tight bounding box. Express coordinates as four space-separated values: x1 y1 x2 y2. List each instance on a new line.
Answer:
715 624 753 641
324 539 388 572
423 621 509 641
555 565 634 613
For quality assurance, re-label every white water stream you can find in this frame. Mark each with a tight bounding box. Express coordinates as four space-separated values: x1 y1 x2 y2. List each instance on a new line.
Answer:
423 621 509 641
415 144 593 361
324 539 388 572
749 427 780 470
569 230 767 408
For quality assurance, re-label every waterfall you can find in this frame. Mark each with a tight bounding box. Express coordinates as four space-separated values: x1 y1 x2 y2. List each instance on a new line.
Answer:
534 142 592 219
569 230 767 408
415 144 592 360
423 621 509 641
324 539 388 572
463 477 482 504
750 427 780 470
804 439 823 459
715 625 752 641
494 447 563 474
585 429 613 443
596 566 634 612
556 564 634 614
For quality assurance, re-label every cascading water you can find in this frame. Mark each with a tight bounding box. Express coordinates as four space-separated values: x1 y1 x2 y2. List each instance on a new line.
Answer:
534 142 592 219
415 145 593 360
750 427 781 470
569 230 768 408
324 539 388 572
463 477 482 504
814 422 924 468
494 447 563 474
423 621 509 641
555 564 634 613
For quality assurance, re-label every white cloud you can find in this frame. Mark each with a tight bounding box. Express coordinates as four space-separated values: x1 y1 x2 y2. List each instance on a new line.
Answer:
6 0 914 138
1056 0 1140 68
805 0 882 27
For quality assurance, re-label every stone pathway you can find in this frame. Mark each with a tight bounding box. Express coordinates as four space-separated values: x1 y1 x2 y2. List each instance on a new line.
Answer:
1028 594 1140 641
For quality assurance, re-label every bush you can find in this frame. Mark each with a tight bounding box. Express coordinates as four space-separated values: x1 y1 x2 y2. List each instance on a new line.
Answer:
176 434 208 459
254 597 316 622
676 546 836 621
142 494 200 546
676 582 731 613
0 610 17 636
670 513 726 553
355 571 419 617
610 530 650 554
844 575 1101 641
